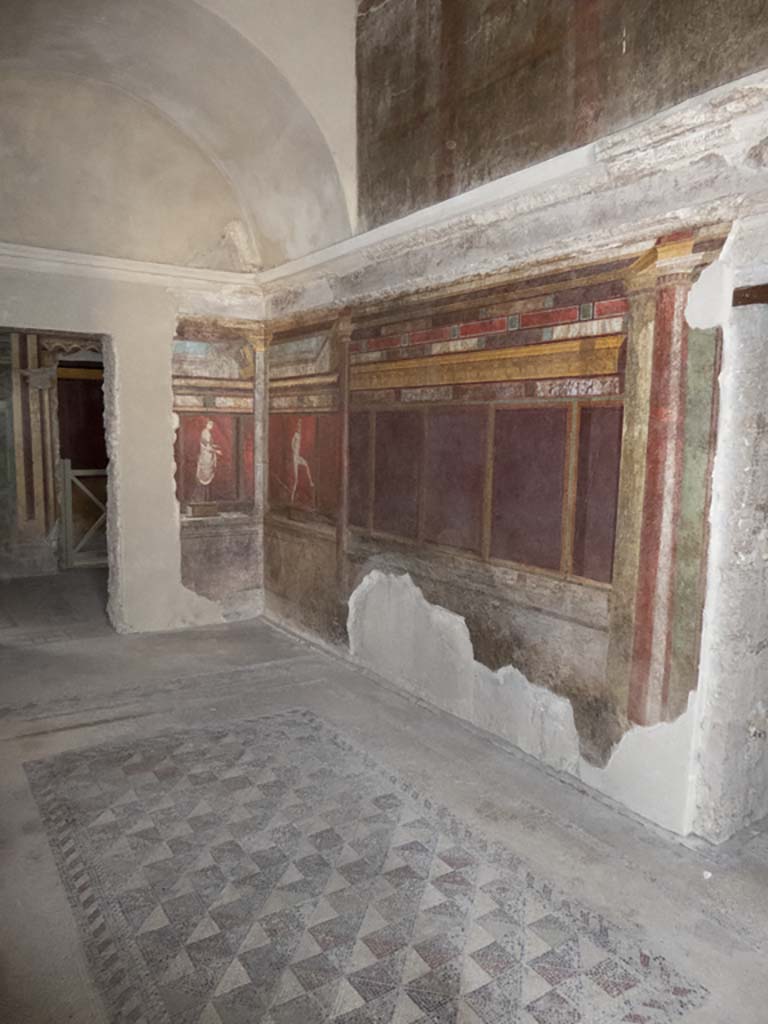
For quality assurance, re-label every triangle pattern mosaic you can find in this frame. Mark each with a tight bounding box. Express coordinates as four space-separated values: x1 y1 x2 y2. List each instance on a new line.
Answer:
27 711 706 1024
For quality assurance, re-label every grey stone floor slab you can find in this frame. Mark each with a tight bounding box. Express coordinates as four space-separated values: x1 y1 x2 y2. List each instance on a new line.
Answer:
1 570 768 1023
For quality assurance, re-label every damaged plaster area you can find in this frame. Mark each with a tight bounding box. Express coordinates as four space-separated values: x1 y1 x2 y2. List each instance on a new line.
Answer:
348 571 698 837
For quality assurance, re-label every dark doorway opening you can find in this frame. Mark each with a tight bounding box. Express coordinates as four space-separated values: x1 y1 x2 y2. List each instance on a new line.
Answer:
56 352 108 569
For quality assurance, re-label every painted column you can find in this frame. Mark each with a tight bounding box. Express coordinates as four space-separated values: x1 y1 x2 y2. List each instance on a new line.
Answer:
606 263 656 719
628 239 697 723
252 324 268 600
336 312 352 604
606 232 729 729
609 234 722 726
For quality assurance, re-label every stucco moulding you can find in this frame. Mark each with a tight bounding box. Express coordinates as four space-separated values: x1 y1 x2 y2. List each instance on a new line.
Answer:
0 241 259 291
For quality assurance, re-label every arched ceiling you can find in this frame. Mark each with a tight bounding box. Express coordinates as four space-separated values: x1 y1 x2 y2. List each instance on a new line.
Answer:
0 72 250 269
0 0 354 269
194 0 357 225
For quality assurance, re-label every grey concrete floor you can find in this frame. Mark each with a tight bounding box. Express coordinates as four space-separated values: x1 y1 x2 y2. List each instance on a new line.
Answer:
1 569 767 1023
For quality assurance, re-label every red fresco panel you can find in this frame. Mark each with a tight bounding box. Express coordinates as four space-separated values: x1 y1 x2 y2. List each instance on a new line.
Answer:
268 413 317 511
348 411 371 528
459 317 507 338
367 335 402 351
491 407 568 571
594 297 629 318
177 413 236 505
268 414 288 508
520 306 580 328
315 413 341 519
241 420 255 505
373 410 423 538
410 327 451 346
423 408 487 553
572 405 623 582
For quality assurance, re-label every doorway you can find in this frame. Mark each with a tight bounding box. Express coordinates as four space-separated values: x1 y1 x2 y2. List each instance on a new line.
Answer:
0 330 110 636
56 350 108 568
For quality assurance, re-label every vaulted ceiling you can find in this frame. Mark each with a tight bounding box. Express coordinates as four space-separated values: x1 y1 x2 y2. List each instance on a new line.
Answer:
0 0 356 270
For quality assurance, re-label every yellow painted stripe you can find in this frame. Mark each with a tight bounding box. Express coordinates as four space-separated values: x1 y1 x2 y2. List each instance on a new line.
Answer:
57 367 103 380
350 335 624 391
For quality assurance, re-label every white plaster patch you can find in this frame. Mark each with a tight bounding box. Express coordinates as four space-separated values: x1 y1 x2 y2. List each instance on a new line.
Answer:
348 571 699 836
580 690 699 835
685 257 733 330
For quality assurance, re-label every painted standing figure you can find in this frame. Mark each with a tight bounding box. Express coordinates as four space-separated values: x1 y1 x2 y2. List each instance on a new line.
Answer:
290 419 314 503
196 419 222 495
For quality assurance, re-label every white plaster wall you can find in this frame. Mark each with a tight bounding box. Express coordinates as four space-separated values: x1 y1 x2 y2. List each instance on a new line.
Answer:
0 74 245 270
0 265 232 633
689 217 768 843
195 0 358 228
348 571 700 836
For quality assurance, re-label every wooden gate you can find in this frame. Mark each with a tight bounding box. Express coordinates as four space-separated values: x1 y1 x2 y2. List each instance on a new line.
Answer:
60 459 108 568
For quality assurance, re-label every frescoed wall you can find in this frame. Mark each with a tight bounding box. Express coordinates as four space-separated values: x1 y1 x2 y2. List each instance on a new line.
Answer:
175 413 255 511
172 320 264 613
264 324 346 639
265 228 724 764
268 412 341 519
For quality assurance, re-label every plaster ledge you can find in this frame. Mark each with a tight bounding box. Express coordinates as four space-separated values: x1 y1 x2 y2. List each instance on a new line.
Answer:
348 570 698 837
0 241 260 291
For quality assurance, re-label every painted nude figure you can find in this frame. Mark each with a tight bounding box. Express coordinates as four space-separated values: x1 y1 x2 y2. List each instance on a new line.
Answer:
290 419 314 502
196 419 222 489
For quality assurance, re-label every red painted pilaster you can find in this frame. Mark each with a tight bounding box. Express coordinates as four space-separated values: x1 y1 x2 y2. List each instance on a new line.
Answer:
627 237 696 724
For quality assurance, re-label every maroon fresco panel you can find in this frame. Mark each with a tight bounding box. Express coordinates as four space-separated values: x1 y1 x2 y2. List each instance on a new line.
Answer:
423 408 487 553
268 413 317 511
241 421 255 505
315 413 341 519
491 407 568 571
572 405 623 582
267 414 287 508
176 413 237 505
373 410 423 539
57 376 108 470
348 411 371 528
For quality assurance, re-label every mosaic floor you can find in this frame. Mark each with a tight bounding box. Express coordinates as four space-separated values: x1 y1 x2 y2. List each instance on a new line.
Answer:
26 710 706 1024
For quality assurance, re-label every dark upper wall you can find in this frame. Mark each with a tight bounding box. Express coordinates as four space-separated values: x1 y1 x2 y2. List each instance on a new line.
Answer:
356 0 768 229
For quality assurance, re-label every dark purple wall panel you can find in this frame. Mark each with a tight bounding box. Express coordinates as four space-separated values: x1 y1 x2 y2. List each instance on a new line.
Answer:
348 411 371 528
315 414 341 518
572 405 623 582
373 410 423 538
491 407 567 571
57 376 107 470
423 408 486 553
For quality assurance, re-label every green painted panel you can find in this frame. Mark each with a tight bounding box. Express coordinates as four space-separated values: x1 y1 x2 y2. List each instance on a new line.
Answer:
666 327 718 716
